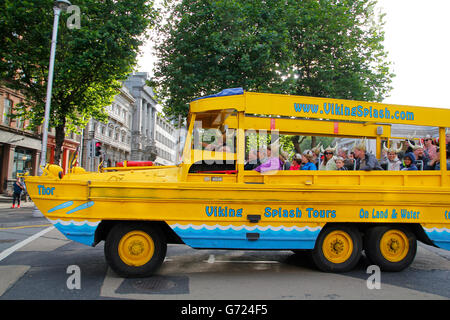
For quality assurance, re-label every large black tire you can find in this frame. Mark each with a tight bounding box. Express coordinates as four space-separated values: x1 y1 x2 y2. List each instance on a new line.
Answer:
104 222 167 278
364 225 416 272
311 225 362 273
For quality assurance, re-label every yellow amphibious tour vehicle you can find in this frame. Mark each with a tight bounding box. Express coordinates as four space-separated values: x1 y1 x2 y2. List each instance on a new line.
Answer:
25 89 450 277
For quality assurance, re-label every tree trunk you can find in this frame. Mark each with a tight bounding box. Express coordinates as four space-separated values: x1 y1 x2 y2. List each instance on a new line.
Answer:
54 121 66 166
291 135 306 154
311 136 317 149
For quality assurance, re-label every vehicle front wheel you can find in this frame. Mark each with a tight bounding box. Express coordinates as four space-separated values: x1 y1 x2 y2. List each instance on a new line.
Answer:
104 222 167 278
311 225 362 273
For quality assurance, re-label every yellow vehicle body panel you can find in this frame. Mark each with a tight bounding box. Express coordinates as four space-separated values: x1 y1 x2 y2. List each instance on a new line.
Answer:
25 90 450 252
191 91 450 127
25 169 450 250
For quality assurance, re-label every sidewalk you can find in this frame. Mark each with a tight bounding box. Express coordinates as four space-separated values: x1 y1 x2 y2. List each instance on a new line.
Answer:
0 201 51 228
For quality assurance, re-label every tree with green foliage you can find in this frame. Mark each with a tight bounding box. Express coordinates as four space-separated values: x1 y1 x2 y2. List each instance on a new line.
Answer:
0 0 157 164
152 0 394 150
151 0 292 117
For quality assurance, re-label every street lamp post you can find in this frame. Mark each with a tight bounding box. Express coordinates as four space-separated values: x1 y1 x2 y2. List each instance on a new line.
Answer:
33 0 72 217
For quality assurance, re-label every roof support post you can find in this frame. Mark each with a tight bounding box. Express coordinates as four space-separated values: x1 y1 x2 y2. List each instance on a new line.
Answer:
439 127 448 186
237 111 245 183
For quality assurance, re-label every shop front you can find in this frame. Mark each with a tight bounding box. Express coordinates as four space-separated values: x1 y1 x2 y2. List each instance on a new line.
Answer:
0 131 41 194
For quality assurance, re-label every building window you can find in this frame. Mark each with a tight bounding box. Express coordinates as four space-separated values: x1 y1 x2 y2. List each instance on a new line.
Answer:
12 147 33 178
16 117 24 130
3 98 12 125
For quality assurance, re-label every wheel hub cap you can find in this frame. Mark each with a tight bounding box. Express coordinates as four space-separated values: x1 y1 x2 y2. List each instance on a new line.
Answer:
118 231 155 267
322 230 354 264
380 230 409 262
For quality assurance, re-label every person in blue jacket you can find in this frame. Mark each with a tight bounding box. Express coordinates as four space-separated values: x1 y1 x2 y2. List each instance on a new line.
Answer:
11 177 24 208
401 152 418 171
300 150 317 171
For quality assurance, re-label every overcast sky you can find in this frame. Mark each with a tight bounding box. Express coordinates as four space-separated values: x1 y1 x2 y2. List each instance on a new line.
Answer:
376 0 450 109
137 0 450 110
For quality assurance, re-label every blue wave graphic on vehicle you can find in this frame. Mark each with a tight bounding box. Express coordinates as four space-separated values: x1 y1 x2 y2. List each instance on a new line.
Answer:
66 201 95 214
423 227 450 251
170 224 322 249
294 102 415 121
48 201 74 213
46 201 98 246
48 219 100 246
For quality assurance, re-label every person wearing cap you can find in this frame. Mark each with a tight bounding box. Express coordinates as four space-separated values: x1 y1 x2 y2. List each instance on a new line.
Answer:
353 139 383 171
300 150 317 171
408 140 430 170
381 141 402 171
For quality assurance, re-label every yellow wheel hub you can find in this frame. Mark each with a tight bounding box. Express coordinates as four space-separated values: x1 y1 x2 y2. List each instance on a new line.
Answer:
118 231 155 267
380 229 409 262
322 230 353 264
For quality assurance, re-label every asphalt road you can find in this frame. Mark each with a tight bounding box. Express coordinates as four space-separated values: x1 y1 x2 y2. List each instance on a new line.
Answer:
0 204 449 302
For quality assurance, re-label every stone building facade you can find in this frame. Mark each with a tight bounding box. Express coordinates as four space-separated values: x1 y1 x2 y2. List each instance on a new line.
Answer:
81 72 179 170
154 113 177 166
123 72 158 162
82 86 135 170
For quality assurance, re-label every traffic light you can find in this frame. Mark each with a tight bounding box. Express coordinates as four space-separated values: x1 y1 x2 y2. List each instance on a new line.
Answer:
95 142 102 157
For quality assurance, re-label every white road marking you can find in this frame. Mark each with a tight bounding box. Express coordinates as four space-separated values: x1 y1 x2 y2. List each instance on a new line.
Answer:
0 226 55 262
201 258 280 264
212 260 280 264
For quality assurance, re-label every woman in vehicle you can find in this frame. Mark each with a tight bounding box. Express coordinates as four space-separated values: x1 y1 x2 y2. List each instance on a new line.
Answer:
427 146 450 170
290 154 302 170
254 146 283 173
319 145 337 170
382 142 402 171
301 150 317 171
423 135 437 160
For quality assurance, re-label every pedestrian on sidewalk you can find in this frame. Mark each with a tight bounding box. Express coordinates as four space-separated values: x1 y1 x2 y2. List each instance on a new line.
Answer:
12 177 24 208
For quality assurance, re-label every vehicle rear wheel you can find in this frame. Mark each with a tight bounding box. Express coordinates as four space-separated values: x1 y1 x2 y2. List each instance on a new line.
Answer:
104 222 167 278
311 225 362 272
364 225 416 272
